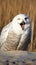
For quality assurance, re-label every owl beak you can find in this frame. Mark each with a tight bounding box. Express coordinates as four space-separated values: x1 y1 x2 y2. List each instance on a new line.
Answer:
20 21 25 30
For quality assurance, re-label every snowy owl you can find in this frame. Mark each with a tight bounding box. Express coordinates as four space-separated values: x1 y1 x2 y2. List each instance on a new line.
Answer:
0 14 31 51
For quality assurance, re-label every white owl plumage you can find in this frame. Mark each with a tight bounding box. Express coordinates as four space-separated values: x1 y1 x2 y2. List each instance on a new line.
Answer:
0 14 31 51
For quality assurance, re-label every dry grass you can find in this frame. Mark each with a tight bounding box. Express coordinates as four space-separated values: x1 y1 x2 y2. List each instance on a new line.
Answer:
0 0 36 51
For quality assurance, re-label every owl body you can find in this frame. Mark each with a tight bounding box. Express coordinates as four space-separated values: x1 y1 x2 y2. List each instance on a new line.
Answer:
0 14 31 51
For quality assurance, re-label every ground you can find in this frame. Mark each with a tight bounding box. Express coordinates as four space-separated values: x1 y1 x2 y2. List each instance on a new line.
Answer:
0 50 36 65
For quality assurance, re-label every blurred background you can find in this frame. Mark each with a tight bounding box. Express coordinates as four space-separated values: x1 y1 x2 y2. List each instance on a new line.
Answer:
0 0 36 51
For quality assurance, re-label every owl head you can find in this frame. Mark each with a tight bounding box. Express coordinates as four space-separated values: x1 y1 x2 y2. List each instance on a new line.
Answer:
12 14 31 35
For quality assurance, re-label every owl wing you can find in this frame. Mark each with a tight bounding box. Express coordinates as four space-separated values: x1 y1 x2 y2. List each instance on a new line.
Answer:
0 22 12 45
17 28 31 50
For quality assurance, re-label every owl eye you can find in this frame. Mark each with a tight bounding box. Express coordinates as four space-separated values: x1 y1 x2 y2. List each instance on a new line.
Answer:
25 17 27 20
17 18 20 20
25 17 29 21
